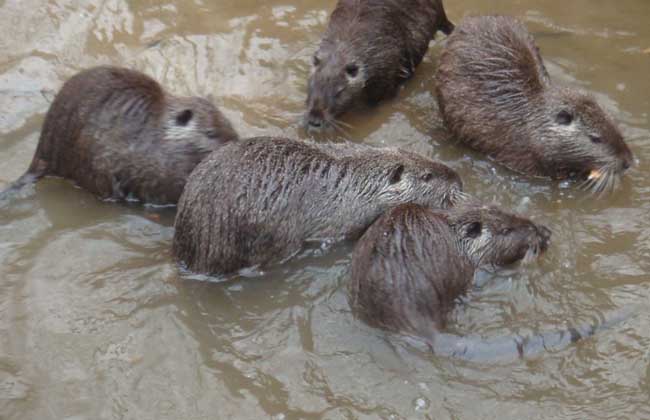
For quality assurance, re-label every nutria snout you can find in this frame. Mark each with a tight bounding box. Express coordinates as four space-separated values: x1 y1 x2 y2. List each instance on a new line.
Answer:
435 15 634 193
440 202 551 267
306 0 454 132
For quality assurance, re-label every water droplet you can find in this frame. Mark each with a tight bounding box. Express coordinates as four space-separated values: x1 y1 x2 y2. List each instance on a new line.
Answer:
228 283 243 292
413 396 430 411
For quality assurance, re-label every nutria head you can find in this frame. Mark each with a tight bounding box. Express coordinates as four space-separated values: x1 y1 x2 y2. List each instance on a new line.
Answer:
348 201 548 336
435 15 634 189
540 88 634 191
305 42 367 132
385 148 465 209
164 96 238 147
149 95 238 201
444 204 551 267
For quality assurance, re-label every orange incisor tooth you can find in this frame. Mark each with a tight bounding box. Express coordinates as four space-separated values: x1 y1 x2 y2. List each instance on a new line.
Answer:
588 170 602 180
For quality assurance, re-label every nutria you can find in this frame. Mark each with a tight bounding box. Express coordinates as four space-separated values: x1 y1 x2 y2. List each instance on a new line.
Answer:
435 16 634 192
306 0 454 132
349 203 629 361
173 136 464 276
1 66 238 205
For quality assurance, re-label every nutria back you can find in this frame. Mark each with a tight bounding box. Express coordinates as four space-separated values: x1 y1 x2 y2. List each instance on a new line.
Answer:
173 137 463 276
306 0 454 131
349 204 473 335
349 203 551 338
23 66 238 204
435 16 633 189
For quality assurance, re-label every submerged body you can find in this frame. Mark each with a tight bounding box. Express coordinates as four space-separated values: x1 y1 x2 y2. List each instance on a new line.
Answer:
306 0 454 131
173 137 463 275
349 203 551 334
4 66 238 204
349 203 627 361
436 16 633 191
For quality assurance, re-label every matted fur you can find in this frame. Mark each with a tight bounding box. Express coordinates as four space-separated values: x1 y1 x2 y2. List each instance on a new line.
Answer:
306 0 454 130
436 16 633 187
4 66 238 204
173 137 464 275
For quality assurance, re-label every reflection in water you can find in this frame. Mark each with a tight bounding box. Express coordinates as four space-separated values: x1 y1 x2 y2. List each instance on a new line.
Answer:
1 0 650 419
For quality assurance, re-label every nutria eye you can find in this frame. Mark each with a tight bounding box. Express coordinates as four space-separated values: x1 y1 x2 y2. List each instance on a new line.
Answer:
421 173 434 182
346 64 359 78
176 109 193 126
466 222 482 239
313 56 320 67
589 135 602 144
555 110 573 125
389 165 405 184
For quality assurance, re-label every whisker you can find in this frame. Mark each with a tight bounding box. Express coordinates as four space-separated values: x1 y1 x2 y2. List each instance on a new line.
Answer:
590 164 617 196
333 118 354 129
328 119 352 138
592 174 606 195
281 111 306 117
579 176 596 192
542 223 558 236
451 190 473 205
592 173 606 195
604 169 617 195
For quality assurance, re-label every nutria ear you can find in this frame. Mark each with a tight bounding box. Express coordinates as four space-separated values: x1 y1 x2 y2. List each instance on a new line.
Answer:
555 110 573 125
345 64 359 78
389 164 405 184
466 222 482 239
589 135 602 144
176 109 194 126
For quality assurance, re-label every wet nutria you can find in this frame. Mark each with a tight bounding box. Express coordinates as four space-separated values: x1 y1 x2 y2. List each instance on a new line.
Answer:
349 203 629 361
173 136 464 276
1 66 238 205
436 16 634 192
306 0 454 131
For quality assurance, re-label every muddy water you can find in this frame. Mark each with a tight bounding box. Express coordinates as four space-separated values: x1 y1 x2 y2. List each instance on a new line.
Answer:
1 0 649 419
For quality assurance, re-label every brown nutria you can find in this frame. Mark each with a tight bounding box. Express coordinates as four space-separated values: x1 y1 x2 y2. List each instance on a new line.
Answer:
349 203 632 361
173 136 464 276
1 66 238 205
435 16 634 192
306 0 454 132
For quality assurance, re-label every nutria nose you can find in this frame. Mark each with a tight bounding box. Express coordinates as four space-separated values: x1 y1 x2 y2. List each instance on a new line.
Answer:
622 159 631 171
536 225 552 250
619 148 635 172
307 109 324 129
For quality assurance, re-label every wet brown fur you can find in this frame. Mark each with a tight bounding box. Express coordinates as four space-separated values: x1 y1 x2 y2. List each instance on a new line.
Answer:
10 66 238 204
436 16 633 184
306 0 454 130
173 137 464 276
348 203 551 335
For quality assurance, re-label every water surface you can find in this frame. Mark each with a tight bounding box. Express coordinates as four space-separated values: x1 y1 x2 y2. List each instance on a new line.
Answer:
1 1 649 419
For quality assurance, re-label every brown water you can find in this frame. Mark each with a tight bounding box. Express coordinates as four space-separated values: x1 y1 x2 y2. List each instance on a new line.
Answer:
1 1 649 419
